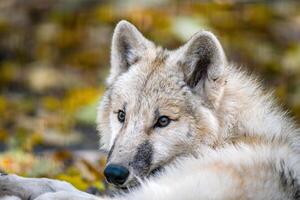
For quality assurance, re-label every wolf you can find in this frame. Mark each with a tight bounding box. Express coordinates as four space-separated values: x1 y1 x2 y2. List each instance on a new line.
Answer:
0 20 300 200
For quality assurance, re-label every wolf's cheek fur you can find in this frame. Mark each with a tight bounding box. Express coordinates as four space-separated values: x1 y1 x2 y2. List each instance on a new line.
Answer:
97 90 113 151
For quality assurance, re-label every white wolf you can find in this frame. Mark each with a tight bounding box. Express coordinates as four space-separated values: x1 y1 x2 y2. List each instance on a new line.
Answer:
0 20 299 200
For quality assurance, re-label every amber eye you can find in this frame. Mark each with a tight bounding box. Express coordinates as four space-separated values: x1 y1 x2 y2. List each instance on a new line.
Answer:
155 116 171 128
118 110 126 123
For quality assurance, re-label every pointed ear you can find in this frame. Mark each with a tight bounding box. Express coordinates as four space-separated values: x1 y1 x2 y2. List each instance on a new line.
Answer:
107 20 152 85
177 31 227 107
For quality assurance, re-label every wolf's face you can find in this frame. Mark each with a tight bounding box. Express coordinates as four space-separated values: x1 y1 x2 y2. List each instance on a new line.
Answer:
97 21 227 187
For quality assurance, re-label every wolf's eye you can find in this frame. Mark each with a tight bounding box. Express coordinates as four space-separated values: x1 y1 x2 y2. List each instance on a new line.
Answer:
118 110 126 123
155 116 171 128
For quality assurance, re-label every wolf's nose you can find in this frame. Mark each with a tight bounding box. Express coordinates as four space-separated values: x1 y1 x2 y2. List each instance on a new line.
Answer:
104 164 129 185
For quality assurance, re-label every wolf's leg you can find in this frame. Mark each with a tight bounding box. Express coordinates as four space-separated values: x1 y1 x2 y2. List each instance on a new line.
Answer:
0 173 83 200
0 196 21 200
34 191 108 200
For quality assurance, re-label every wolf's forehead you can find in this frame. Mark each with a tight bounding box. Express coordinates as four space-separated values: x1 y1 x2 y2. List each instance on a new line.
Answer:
124 67 183 94
112 49 186 106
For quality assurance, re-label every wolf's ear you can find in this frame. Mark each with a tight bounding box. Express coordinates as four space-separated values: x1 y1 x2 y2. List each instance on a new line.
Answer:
107 20 152 85
177 31 227 107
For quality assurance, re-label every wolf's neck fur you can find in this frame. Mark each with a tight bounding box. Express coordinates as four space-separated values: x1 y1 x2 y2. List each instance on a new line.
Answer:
218 65 299 146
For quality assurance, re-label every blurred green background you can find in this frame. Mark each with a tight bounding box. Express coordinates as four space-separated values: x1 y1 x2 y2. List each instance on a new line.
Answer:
0 0 300 195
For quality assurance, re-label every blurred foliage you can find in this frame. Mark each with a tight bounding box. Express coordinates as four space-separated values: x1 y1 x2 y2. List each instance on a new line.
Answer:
0 0 300 195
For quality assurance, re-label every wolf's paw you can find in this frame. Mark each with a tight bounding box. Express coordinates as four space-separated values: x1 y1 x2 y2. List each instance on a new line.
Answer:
34 191 100 200
0 174 79 200
0 195 21 200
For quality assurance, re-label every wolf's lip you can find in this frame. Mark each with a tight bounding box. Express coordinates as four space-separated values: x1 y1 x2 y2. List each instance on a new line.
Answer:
113 166 164 191
149 166 163 177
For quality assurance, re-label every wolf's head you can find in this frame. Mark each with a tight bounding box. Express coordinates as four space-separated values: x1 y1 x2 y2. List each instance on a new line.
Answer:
97 20 227 187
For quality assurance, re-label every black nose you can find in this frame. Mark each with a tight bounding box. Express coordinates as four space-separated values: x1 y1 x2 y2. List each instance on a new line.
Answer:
104 164 129 185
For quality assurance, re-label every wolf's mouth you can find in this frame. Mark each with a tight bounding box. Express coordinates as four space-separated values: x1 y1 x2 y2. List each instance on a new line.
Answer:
149 166 163 177
118 166 163 190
